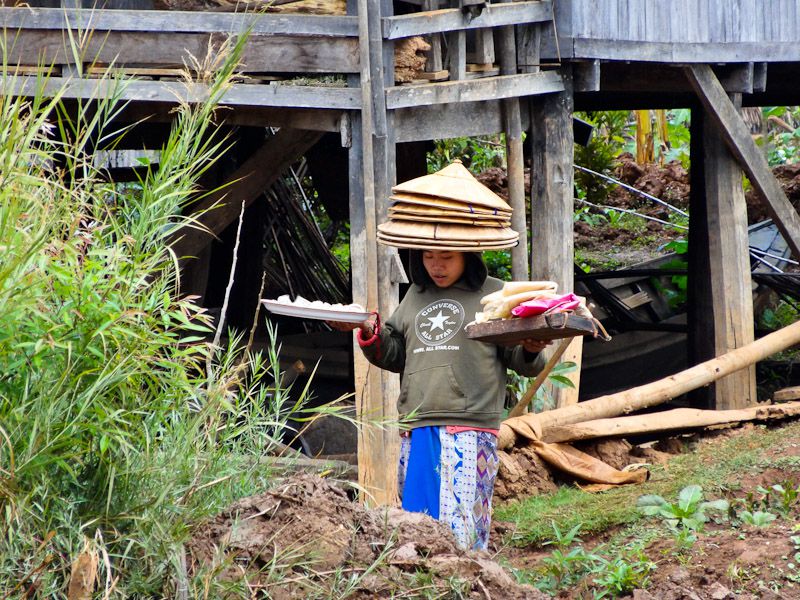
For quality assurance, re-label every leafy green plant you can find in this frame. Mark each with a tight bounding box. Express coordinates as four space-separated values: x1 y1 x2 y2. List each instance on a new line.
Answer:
427 135 506 174
637 485 729 538
739 510 777 527
535 523 597 595
591 548 656 599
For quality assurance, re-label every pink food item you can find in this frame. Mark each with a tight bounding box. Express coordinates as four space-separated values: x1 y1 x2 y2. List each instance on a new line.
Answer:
510 292 582 318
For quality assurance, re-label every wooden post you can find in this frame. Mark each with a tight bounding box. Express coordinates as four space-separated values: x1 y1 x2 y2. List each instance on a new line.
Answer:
495 6 528 280
690 98 756 410
350 0 399 506
529 66 582 407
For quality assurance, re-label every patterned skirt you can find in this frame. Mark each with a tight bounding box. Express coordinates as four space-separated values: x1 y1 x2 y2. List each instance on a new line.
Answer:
398 426 500 551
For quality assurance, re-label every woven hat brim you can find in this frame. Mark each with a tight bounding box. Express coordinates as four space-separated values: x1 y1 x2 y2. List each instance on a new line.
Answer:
389 202 511 222
390 193 512 216
377 236 519 251
388 212 510 227
378 220 518 242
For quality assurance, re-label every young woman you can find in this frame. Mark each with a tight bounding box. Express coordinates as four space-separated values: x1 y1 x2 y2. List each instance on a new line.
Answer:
333 249 548 551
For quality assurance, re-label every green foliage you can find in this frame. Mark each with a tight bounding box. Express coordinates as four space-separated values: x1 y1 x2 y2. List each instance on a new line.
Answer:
654 238 688 309
426 135 506 174
663 109 692 168
574 111 633 204
506 361 577 414
637 485 729 536
760 106 800 166
0 39 341 596
482 250 513 281
758 300 800 331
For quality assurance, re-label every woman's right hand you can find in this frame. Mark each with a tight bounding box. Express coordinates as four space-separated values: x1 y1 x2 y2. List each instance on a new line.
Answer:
327 316 376 336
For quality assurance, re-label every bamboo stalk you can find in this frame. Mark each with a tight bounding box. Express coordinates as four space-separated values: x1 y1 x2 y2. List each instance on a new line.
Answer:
499 319 800 449
507 337 572 418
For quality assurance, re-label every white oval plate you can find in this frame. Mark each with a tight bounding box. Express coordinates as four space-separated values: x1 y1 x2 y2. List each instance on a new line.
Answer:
261 299 371 323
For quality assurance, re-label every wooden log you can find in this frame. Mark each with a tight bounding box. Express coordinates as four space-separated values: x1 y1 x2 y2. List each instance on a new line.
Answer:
774 386 800 403
498 319 800 450
171 128 322 259
685 64 800 259
541 402 800 444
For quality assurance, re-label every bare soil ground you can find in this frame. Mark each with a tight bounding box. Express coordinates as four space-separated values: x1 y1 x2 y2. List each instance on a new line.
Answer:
187 420 800 598
495 422 800 600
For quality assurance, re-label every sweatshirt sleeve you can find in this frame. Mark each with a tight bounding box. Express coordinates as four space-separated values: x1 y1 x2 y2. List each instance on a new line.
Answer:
358 314 406 374
501 345 546 377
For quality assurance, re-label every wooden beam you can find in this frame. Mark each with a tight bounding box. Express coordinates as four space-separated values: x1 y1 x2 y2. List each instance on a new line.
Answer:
685 64 800 259
394 99 504 141
3 31 360 74
528 66 581 406
2 76 361 109
171 128 322 259
568 39 800 63
701 94 756 409
382 0 552 40
0 7 359 36
385 70 563 109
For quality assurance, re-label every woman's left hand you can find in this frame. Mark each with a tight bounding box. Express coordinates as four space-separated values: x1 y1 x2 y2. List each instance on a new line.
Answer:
519 338 551 354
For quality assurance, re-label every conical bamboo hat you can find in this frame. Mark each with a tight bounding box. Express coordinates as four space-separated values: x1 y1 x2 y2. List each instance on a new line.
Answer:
377 235 518 251
389 205 511 226
378 220 518 242
391 161 511 212
390 193 512 216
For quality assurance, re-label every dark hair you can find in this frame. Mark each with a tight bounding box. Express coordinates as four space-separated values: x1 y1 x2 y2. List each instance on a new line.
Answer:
408 250 488 291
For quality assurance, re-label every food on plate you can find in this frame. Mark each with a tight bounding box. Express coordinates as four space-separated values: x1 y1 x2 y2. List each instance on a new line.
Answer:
273 295 366 312
473 281 591 323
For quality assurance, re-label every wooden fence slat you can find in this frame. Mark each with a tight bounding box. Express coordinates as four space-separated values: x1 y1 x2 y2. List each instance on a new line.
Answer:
382 0 552 39
0 6 358 36
385 70 563 109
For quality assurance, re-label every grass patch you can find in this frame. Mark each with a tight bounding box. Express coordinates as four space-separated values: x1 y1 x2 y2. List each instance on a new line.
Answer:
496 421 800 546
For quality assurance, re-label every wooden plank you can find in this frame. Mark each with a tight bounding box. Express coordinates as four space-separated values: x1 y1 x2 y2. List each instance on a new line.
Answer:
2 75 361 109
470 29 495 65
774 386 800 402
385 69 562 109
570 39 800 63
447 29 467 80
3 30 360 74
528 66 580 406
394 98 504 142
573 58 600 92
382 0 552 39
0 7 358 36
701 93 756 409
466 312 596 344
171 128 322 259
685 64 800 259
420 0 443 72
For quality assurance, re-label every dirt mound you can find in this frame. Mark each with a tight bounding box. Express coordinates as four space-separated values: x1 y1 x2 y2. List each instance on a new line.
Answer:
187 472 547 599
611 153 691 212
747 162 800 222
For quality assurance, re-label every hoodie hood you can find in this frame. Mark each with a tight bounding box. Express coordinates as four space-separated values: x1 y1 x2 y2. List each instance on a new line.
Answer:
408 250 488 292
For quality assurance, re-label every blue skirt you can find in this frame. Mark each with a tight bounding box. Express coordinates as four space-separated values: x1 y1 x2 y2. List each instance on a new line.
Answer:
398 426 499 551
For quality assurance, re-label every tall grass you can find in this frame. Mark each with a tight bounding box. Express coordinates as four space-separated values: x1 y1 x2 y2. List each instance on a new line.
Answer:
0 37 310 596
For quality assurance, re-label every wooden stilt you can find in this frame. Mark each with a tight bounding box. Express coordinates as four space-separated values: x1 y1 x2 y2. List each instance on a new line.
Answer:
528 66 581 407
702 95 756 408
351 0 400 506
496 10 528 280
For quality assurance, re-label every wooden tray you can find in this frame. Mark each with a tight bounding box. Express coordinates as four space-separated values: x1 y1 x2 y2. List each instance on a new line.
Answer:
465 312 596 345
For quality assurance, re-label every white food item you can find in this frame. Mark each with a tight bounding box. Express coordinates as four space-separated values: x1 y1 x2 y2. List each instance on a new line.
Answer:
270 296 365 313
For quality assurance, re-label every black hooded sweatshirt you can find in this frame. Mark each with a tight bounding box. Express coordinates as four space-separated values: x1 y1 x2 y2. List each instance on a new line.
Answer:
359 251 544 430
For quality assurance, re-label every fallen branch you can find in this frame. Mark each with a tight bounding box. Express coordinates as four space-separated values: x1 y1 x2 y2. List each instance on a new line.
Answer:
499 319 800 449
541 402 800 443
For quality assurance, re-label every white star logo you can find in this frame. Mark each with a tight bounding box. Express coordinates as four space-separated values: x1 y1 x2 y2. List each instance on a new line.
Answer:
427 311 448 331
